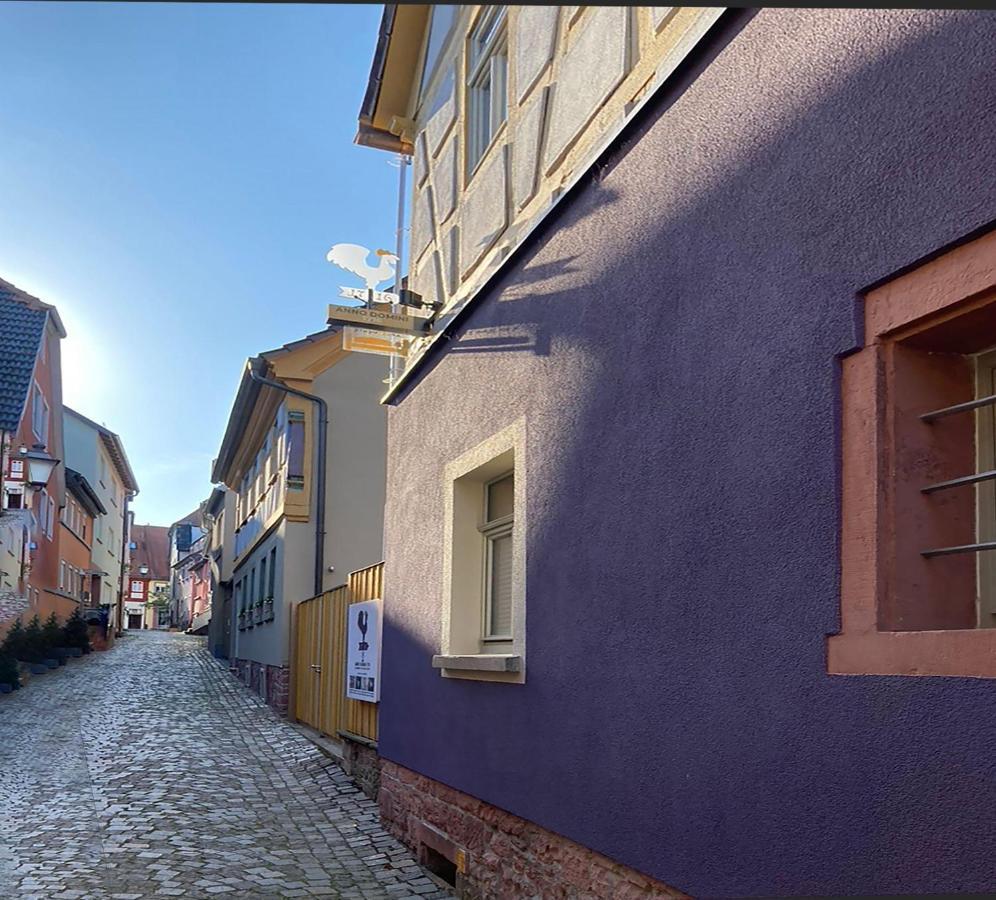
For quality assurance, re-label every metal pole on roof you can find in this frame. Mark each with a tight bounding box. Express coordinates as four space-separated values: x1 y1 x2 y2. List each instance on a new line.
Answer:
390 152 410 386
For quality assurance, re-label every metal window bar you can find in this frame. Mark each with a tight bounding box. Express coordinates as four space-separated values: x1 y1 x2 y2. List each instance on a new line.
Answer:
921 469 996 494
922 541 996 559
921 393 996 422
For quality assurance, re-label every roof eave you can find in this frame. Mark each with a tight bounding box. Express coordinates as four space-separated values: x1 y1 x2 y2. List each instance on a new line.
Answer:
359 5 396 125
354 121 412 155
65 468 107 517
211 358 267 486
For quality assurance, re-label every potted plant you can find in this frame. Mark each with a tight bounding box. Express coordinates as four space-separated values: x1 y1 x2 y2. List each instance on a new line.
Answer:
238 607 246 631
62 607 90 656
42 613 67 665
253 599 264 624
263 596 274 622
0 653 20 693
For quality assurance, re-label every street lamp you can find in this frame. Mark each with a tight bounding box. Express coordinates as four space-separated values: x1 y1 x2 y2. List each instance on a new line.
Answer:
20 443 59 488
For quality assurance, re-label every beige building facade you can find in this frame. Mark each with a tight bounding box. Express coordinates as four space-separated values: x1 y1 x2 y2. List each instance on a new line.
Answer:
359 5 723 399
212 328 387 713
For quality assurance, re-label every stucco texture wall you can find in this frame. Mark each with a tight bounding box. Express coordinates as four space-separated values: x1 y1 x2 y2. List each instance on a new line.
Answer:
312 351 387 591
380 9 996 897
233 522 287 668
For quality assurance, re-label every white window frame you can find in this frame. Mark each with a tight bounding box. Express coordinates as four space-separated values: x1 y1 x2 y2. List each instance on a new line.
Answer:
465 5 508 178
434 419 526 683
31 383 49 443
480 473 514 641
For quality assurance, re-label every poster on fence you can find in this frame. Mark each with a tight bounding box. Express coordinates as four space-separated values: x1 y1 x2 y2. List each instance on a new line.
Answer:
345 598 382 703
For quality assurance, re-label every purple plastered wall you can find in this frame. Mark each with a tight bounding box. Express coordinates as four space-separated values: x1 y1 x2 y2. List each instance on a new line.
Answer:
380 9 996 897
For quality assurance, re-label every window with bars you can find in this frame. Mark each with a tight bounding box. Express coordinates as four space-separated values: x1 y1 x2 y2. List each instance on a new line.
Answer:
830 227 996 679
908 347 996 625
465 6 507 176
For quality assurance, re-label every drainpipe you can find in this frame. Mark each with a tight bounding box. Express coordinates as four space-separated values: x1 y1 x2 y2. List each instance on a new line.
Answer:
117 492 134 635
248 365 327 598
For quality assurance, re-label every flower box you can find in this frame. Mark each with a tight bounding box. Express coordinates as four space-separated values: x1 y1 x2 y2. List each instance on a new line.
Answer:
254 604 263 625
263 598 274 622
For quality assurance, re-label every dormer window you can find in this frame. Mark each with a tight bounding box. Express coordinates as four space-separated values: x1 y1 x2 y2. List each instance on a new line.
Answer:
465 6 507 176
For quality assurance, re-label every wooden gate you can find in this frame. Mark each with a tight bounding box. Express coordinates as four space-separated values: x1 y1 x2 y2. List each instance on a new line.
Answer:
291 562 382 744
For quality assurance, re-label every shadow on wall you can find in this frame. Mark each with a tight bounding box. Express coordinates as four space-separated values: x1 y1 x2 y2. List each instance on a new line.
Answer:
381 9 996 898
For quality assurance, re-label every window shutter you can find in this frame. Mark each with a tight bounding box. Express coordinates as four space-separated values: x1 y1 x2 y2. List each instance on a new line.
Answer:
489 532 513 636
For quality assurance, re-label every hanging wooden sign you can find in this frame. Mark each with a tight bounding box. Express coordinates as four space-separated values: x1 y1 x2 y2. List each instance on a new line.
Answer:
327 303 429 335
342 327 411 358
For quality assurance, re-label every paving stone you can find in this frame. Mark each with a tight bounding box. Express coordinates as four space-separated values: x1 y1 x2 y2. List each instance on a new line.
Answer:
0 631 453 899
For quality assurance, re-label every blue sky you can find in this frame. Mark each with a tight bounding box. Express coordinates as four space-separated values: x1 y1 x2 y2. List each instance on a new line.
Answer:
0 2 400 526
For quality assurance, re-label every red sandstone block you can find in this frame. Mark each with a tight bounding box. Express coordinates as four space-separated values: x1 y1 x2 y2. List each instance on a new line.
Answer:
477 803 515 830
428 780 482 816
561 850 595 890
379 790 397 820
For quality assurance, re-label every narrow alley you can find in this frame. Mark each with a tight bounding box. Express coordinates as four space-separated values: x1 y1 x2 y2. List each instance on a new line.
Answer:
0 632 452 900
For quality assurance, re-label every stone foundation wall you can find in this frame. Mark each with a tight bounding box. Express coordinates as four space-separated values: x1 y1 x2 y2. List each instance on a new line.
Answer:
379 761 685 899
339 736 380 800
231 658 289 716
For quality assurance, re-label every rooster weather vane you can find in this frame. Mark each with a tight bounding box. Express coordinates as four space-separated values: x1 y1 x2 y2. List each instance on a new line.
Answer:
327 243 399 295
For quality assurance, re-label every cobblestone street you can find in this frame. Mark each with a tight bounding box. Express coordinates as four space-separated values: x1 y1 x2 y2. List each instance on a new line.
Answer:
0 631 453 900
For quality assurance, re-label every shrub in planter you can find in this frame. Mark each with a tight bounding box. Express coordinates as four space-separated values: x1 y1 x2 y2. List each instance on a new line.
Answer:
42 614 67 665
2 619 27 661
62 608 91 654
0 653 20 692
23 615 47 664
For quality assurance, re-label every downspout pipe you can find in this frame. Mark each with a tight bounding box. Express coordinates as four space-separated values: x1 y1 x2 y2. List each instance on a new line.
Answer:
248 366 328 598
117 492 134 635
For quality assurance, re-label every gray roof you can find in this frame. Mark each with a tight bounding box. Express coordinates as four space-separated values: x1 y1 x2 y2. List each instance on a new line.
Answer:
0 284 46 433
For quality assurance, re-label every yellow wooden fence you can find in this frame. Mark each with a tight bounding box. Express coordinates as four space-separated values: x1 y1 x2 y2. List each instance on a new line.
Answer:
291 562 382 744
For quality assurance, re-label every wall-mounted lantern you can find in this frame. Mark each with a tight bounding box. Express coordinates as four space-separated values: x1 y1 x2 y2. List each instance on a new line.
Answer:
19 443 59 488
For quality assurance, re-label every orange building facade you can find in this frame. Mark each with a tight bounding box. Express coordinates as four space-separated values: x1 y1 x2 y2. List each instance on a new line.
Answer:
48 468 105 623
